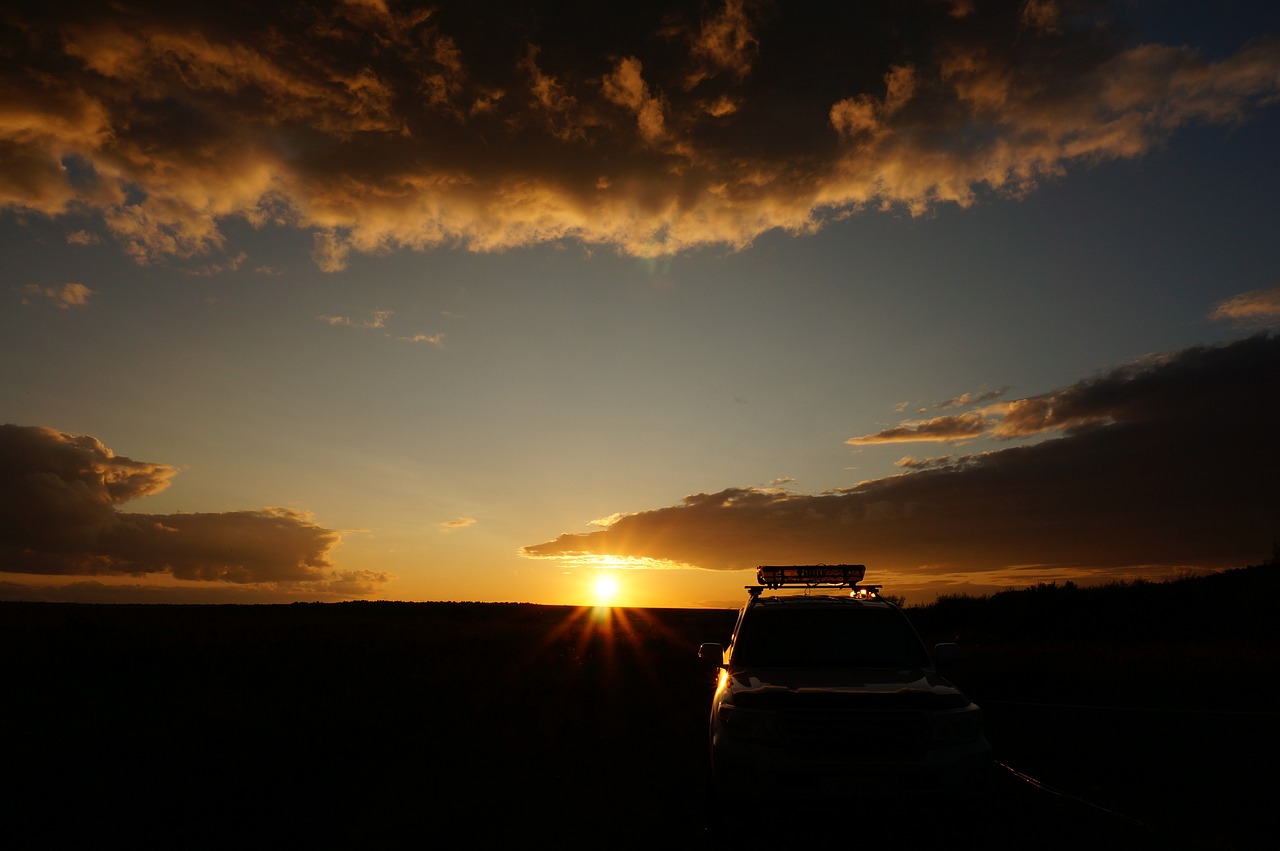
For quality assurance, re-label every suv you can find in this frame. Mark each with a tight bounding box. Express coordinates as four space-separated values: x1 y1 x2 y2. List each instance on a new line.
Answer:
699 565 991 801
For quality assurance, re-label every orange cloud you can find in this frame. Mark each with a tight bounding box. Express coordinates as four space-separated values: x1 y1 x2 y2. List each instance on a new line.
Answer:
520 46 591 142
21 283 94 308
847 412 990 445
686 0 759 86
601 57 666 142
0 3 1276 266
1211 286 1280 324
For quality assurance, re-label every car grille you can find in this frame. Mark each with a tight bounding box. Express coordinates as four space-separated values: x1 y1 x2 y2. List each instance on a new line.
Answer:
779 708 930 758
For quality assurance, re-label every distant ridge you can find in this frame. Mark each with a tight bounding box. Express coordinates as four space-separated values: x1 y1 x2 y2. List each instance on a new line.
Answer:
909 561 1280 643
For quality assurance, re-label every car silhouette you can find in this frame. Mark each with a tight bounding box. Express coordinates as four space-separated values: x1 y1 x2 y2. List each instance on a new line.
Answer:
699 565 992 803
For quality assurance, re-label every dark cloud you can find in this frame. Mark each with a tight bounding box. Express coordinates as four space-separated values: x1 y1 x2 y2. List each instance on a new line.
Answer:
1 1 1276 266
523 335 1280 586
0 425 344 584
0 570 393 603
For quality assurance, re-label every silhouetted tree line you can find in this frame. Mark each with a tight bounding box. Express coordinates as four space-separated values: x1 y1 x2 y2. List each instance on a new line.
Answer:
907 561 1280 646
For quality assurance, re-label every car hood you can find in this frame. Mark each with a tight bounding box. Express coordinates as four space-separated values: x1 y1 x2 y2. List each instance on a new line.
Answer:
726 666 964 700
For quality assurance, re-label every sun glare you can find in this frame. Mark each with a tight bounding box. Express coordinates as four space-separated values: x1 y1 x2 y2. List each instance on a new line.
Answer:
593 575 620 606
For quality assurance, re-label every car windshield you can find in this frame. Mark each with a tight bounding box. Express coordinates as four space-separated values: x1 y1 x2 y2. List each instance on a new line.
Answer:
731 606 931 668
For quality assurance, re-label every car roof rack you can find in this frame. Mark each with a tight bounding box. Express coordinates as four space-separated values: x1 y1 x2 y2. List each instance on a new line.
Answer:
745 564 882 598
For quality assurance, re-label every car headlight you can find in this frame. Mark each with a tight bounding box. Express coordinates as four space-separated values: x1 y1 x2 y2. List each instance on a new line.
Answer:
929 705 983 745
718 704 780 742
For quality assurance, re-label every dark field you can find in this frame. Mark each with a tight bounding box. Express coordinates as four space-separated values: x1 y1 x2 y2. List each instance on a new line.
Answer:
4 568 1278 848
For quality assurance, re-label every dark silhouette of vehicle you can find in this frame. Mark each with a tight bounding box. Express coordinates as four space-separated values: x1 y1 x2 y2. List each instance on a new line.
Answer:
699 565 992 802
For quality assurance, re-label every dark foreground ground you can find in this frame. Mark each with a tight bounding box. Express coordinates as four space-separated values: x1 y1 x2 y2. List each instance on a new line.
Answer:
3 596 1276 849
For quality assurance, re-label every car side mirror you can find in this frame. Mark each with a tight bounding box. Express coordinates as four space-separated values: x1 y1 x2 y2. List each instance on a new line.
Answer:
934 642 962 667
698 642 725 665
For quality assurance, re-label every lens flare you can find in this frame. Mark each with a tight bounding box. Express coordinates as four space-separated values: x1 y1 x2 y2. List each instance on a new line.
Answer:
593 575 620 606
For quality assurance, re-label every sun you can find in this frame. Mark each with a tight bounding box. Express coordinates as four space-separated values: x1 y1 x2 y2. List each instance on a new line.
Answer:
593 575 621 606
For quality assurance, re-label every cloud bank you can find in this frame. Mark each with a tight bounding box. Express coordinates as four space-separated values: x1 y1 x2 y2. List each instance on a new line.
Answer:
0 425 378 593
523 335 1280 590
2 1 1277 267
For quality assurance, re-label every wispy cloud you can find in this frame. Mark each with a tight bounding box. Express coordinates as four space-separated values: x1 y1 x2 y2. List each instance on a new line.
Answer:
396 333 445 347
320 309 393 330
20 283 94 308
0 572 393 603
935 387 1008 410
848 412 990 445
895 455 961 472
1211 286 1280 325
440 516 476 530
187 252 249 276
524 335 1280 587
319 309 444 346
1 3 1276 266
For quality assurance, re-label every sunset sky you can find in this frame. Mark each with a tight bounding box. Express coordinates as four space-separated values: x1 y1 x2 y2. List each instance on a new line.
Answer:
3 0 1279 608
